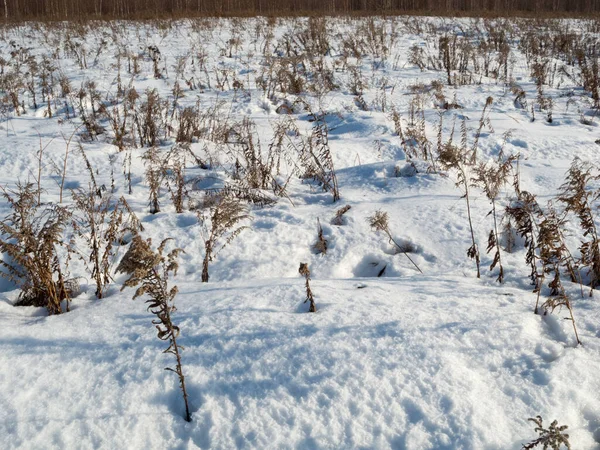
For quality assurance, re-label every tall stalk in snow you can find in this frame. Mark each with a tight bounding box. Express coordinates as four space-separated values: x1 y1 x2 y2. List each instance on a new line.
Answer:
472 152 516 283
367 210 423 274
439 124 480 278
536 206 582 346
558 158 600 296
471 96 493 164
198 194 250 283
117 236 192 421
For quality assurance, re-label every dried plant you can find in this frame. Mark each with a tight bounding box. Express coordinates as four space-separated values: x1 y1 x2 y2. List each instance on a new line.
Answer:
473 153 516 283
536 206 582 345
577 45 600 109
506 191 543 291
72 154 141 299
59 127 80 204
313 218 327 255
163 144 190 214
35 132 55 205
136 88 165 147
367 210 423 274
116 236 191 422
105 87 139 151
176 105 201 143
198 194 250 283
143 147 163 214
0 183 74 314
72 186 116 299
558 158 600 295
439 133 480 278
331 204 351 226
228 117 278 191
202 185 276 208
532 59 554 123
404 94 433 162
299 263 316 313
471 96 494 163
439 35 454 85
390 107 405 142
73 81 106 141
300 106 340 203
522 416 571 450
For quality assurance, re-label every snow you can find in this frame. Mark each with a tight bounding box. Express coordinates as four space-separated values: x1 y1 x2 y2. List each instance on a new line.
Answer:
0 16 600 449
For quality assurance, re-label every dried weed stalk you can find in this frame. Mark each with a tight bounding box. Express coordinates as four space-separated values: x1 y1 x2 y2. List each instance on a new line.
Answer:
439 134 480 278
72 168 142 299
331 204 351 226
506 191 543 290
471 96 494 163
313 218 327 255
473 153 516 283
143 147 163 214
367 210 423 274
300 106 340 203
536 206 582 345
0 183 74 314
522 416 571 450
558 158 600 295
198 194 250 283
116 236 191 422
299 263 316 312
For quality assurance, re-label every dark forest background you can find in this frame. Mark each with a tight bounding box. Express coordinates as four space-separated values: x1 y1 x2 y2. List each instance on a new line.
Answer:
1 0 598 21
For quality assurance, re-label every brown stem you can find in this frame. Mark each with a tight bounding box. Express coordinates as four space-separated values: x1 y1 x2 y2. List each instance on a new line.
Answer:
202 241 211 283
153 268 192 421
565 298 582 346
462 167 480 278
492 199 504 283
386 230 423 274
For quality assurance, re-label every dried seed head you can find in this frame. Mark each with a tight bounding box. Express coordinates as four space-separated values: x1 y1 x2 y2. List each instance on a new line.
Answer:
368 210 389 232
299 263 310 277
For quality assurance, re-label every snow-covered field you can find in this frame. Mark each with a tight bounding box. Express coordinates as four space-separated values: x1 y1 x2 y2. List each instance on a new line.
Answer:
1 16 600 449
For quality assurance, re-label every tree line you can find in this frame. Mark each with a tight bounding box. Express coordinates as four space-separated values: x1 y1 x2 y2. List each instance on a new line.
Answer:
2 0 598 21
